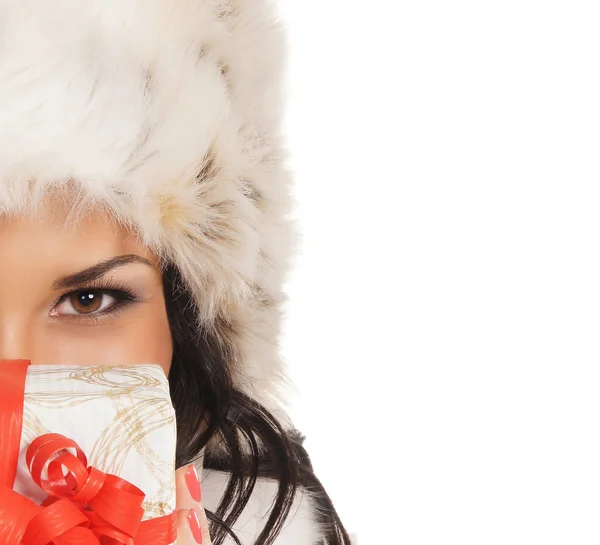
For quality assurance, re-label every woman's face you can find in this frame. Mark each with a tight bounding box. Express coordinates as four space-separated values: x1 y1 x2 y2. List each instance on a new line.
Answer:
0 200 173 374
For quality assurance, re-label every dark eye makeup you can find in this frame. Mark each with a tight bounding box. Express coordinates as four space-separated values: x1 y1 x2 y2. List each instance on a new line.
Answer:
51 277 140 324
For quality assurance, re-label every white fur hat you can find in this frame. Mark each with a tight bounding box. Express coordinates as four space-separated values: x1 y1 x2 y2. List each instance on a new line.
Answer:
0 1 297 418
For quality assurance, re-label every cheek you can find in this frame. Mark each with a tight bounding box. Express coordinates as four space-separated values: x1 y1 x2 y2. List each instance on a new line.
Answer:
92 317 174 374
33 308 173 375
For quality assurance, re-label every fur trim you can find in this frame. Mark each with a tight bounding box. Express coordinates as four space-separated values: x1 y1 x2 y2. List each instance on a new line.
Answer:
0 0 298 416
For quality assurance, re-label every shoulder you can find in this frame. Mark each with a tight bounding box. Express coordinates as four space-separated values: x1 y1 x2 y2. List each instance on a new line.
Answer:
201 469 322 545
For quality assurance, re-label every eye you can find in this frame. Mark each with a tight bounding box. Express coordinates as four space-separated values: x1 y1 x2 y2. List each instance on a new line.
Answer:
66 290 114 314
52 289 116 316
50 287 137 320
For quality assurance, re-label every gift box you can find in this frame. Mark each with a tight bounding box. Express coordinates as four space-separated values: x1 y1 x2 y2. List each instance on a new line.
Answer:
0 360 178 544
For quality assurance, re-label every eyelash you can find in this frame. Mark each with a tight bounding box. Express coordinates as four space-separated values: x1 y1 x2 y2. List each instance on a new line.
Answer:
52 278 139 324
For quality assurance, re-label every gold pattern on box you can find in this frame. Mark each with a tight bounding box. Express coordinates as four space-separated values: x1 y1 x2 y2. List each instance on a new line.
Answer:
15 365 177 522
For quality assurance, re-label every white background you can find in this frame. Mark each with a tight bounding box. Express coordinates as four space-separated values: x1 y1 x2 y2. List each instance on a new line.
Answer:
279 1 600 544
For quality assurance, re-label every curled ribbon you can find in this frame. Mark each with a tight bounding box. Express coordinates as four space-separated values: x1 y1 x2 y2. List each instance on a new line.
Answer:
0 360 177 545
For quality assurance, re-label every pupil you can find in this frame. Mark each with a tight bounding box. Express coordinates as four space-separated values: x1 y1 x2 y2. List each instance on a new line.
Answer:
79 292 96 307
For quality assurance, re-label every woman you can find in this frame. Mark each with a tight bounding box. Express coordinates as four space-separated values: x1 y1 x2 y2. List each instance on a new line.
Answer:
0 1 351 544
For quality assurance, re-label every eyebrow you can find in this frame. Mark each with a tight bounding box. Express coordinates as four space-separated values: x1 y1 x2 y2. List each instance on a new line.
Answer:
52 254 155 290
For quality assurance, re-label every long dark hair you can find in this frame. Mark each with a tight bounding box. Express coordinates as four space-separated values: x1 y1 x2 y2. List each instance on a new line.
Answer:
162 262 351 545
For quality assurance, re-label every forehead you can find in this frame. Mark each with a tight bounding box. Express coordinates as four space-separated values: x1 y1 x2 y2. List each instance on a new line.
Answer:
0 196 158 271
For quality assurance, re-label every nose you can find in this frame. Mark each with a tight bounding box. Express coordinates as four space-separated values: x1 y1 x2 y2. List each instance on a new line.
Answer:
0 316 35 363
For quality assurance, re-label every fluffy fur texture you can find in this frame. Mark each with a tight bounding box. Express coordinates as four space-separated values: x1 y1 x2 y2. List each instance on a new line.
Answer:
0 0 298 419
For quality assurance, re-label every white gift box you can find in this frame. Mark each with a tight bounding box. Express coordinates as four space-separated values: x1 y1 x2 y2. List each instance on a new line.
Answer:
12 364 177 524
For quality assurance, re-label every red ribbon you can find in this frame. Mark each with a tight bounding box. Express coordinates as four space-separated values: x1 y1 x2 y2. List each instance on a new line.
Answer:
0 360 177 544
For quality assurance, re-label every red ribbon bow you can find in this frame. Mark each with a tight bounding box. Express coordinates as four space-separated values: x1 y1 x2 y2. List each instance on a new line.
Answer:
0 360 176 545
